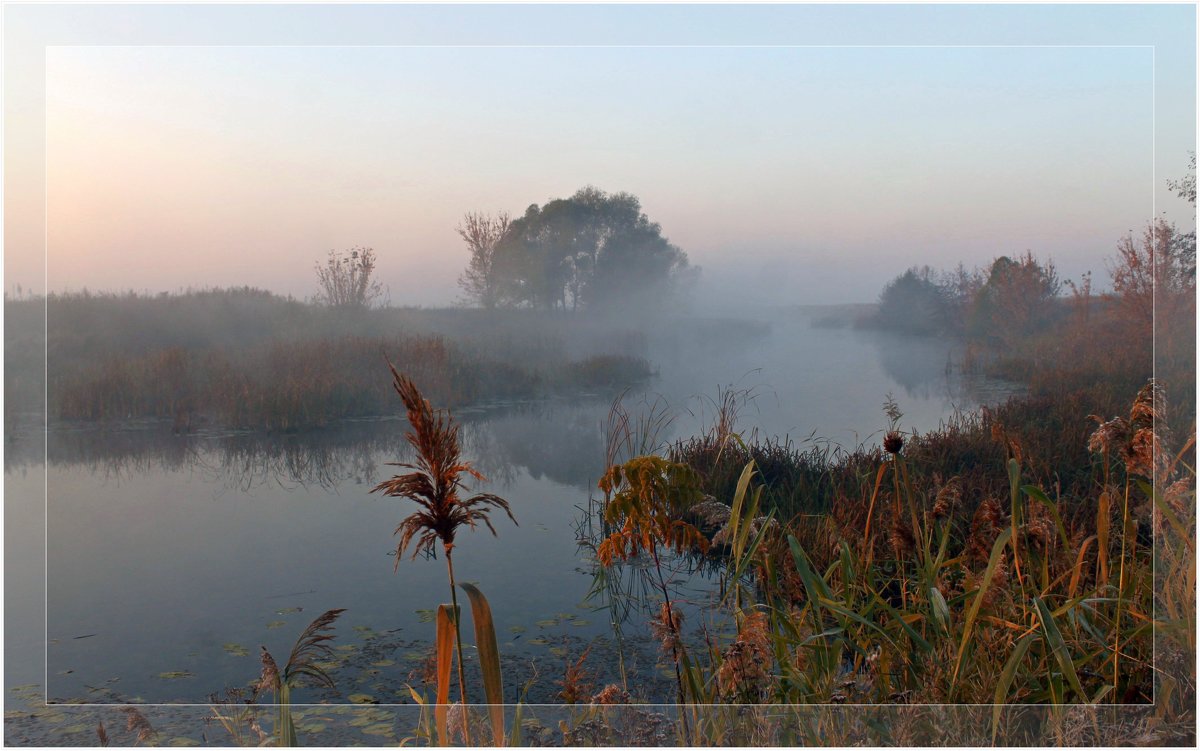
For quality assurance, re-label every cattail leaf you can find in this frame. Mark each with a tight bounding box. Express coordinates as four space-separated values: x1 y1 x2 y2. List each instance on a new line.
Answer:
460 582 505 746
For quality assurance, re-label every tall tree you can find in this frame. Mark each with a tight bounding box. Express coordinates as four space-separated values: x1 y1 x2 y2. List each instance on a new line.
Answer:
456 212 511 308
481 187 692 312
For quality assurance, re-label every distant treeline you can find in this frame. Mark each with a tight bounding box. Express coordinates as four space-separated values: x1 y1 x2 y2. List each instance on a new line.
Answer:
7 288 657 431
861 216 1196 429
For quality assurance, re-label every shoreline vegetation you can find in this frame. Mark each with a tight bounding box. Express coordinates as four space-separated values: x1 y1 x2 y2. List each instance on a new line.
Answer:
6 179 1196 744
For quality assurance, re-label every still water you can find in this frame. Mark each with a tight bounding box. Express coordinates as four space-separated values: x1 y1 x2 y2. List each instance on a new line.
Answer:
7 312 1017 704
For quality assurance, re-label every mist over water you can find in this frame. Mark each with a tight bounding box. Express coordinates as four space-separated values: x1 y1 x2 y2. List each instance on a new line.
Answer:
8 308 1020 702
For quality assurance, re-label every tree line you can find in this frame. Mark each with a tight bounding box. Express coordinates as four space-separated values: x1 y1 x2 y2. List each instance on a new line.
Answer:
869 154 1197 355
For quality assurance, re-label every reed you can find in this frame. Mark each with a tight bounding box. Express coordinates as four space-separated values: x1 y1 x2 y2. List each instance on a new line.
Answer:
371 365 516 739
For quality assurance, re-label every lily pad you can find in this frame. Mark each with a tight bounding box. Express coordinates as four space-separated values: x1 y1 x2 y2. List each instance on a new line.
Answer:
361 722 394 736
167 737 201 746
298 722 327 734
370 659 395 667
508 626 527 634
222 643 250 657
528 637 550 646
62 723 91 734
568 618 590 627
414 609 435 623
535 619 558 628
157 671 194 680
266 621 286 630
275 607 303 615
347 693 377 704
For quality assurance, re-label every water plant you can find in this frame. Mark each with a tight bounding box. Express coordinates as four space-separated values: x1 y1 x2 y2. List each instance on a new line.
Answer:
371 364 516 733
256 608 347 747
596 454 707 737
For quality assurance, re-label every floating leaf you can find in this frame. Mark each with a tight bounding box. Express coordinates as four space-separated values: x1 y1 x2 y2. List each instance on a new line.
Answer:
62 723 90 734
275 607 303 615
167 738 200 747
508 626 527 634
370 660 395 667
528 637 550 646
535 619 557 628
265 621 286 630
157 671 194 680
352 625 373 633
414 609 436 623
568 618 589 627
548 647 568 658
347 693 377 704
221 643 249 657
361 722 394 736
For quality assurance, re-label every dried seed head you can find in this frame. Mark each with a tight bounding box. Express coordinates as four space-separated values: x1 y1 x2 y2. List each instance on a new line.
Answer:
932 476 962 520
1088 417 1130 456
1129 380 1166 429
121 708 157 744
966 498 1004 561
717 610 772 702
1163 477 1192 516
1122 428 1163 479
649 602 684 656
258 647 281 695
591 684 629 705
883 431 905 455
890 519 915 559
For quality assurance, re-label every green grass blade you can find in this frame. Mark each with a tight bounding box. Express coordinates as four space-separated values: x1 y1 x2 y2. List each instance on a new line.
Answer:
1033 596 1087 703
991 632 1037 743
460 582 505 746
950 527 1012 697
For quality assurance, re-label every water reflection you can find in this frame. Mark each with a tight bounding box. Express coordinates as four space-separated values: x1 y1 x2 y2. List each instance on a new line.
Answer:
10 397 611 493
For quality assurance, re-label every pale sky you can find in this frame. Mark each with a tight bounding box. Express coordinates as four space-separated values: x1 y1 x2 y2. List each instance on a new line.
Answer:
7 3 1197 306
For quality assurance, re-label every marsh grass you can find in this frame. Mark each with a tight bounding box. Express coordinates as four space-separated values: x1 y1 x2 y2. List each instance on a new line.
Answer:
28 288 655 431
654 383 1190 735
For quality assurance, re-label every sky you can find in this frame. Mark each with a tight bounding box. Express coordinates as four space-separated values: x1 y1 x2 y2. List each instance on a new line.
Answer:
7 3 1198 306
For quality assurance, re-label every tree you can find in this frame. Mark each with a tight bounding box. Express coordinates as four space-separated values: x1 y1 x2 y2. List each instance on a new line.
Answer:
456 212 511 308
314 246 385 308
967 252 1060 349
873 266 949 335
1110 218 1193 327
478 187 693 312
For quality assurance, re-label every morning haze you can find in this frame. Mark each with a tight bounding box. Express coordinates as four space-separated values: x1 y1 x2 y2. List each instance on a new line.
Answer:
42 44 1161 306
6 3 1198 743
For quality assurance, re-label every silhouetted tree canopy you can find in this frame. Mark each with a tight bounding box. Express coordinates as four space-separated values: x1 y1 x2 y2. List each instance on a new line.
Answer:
466 187 694 312
873 266 948 335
